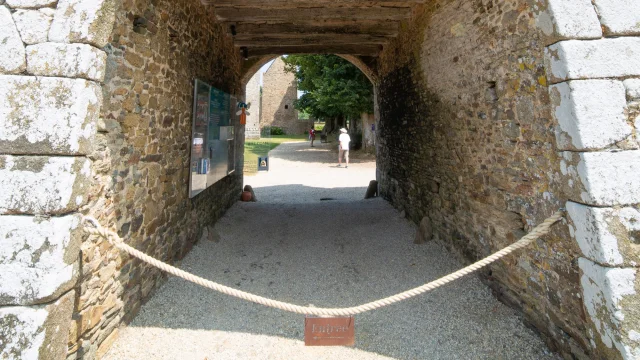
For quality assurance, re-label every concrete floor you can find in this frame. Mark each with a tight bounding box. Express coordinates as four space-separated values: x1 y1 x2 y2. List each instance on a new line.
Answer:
103 140 558 360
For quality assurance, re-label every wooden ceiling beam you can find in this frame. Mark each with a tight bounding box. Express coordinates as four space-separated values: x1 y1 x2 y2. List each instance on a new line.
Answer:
242 44 382 57
205 0 425 7
227 22 400 36
234 34 389 46
215 7 412 22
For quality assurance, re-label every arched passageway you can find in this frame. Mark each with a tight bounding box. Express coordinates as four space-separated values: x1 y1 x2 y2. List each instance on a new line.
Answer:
1 0 639 359
101 141 556 359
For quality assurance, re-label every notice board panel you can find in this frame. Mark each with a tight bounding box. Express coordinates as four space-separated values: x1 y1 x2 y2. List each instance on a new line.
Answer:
189 79 237 198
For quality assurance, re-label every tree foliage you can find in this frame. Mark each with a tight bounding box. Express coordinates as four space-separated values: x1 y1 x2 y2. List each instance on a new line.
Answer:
282 55 373 121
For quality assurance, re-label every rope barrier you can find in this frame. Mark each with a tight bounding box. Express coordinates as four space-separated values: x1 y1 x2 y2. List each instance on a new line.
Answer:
83 210 564 316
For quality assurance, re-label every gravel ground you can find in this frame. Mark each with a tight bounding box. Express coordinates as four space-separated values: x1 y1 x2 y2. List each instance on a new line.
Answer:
103 141 558 360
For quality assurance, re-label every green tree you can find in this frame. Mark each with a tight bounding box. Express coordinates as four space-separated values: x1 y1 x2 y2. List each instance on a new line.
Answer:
282 55 373 134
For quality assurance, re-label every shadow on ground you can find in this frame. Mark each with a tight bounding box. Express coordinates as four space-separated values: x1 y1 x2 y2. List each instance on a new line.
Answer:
248 184 370 203
104 187 557 360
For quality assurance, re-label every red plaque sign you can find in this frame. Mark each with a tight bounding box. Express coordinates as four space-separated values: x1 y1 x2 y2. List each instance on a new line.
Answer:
304 316 355 346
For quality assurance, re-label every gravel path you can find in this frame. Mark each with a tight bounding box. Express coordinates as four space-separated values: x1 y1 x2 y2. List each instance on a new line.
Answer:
104 141 558 360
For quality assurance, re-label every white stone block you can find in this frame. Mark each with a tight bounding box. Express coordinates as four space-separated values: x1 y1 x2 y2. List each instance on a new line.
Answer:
0 6 26 74
576 151 640 206
26 43 107 81
0 306 48 359
0 75 102 155
625 79 640 100
593 0 640 35
546 38 640 82
567 202 640 267
5 0 56 8
0 214 81 305
579 258 640 360
49 0 116 48
0 291 74 360
12 8 54 45
536 0 602 40
551 80 631 150
0 156 92 214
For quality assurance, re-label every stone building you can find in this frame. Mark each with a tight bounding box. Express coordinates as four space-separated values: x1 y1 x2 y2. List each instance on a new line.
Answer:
1 0 639 359
244 70 261 139
261 57 311 135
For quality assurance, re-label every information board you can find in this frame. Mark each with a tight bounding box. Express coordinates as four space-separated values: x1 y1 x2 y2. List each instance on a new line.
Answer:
189 79 237 198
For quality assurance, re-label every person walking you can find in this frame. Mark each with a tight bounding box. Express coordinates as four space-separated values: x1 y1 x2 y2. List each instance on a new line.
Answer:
309 127 316 147
338 128 350 168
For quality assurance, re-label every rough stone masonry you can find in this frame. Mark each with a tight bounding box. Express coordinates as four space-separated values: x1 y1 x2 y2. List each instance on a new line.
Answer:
375 0 640 359
1 0 243 359
1 0 639 359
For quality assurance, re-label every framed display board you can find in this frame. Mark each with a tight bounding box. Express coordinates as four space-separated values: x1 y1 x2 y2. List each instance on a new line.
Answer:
189 79 237 198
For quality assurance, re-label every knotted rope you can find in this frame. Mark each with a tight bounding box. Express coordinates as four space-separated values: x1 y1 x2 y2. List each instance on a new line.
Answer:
83 210 564 316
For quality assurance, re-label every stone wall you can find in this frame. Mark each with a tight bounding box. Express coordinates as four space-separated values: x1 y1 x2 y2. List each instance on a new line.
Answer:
375 1 584 358
65 0 243 358
375 1 640 359
545 0 640 358
245 71 261 139
262 57 310 135
0 0 115 358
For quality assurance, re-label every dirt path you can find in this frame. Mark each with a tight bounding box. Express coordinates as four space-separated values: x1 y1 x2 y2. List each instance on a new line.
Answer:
103 142 557 360
244 140 377 203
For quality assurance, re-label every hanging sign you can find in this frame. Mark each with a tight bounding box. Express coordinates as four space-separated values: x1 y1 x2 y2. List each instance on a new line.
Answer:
304 316 355 346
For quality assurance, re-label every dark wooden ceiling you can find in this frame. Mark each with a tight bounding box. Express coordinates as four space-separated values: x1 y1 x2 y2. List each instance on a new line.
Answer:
203 0 424 57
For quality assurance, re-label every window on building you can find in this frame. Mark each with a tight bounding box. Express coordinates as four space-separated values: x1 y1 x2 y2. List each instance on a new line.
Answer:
285 104 289 109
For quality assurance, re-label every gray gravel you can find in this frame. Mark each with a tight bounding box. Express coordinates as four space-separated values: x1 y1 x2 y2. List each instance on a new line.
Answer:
104 141 558 360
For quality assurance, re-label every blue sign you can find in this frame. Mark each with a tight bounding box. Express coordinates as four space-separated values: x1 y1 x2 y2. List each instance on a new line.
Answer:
258 157 269 171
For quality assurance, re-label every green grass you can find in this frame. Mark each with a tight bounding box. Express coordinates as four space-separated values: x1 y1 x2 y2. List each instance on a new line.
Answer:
244 134 307 173
314 122 325 131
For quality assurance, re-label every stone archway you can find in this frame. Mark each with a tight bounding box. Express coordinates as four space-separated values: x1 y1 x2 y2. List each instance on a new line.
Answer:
240 54 378 88
240 54 378 142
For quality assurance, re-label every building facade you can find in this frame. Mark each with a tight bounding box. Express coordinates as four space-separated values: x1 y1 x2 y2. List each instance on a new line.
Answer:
261 57 311 135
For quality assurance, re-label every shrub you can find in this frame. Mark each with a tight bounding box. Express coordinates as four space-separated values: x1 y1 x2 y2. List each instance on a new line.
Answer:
270 126 285 135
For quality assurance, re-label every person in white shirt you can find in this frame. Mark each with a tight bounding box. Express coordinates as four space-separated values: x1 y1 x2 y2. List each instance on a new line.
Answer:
338 128 350 168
